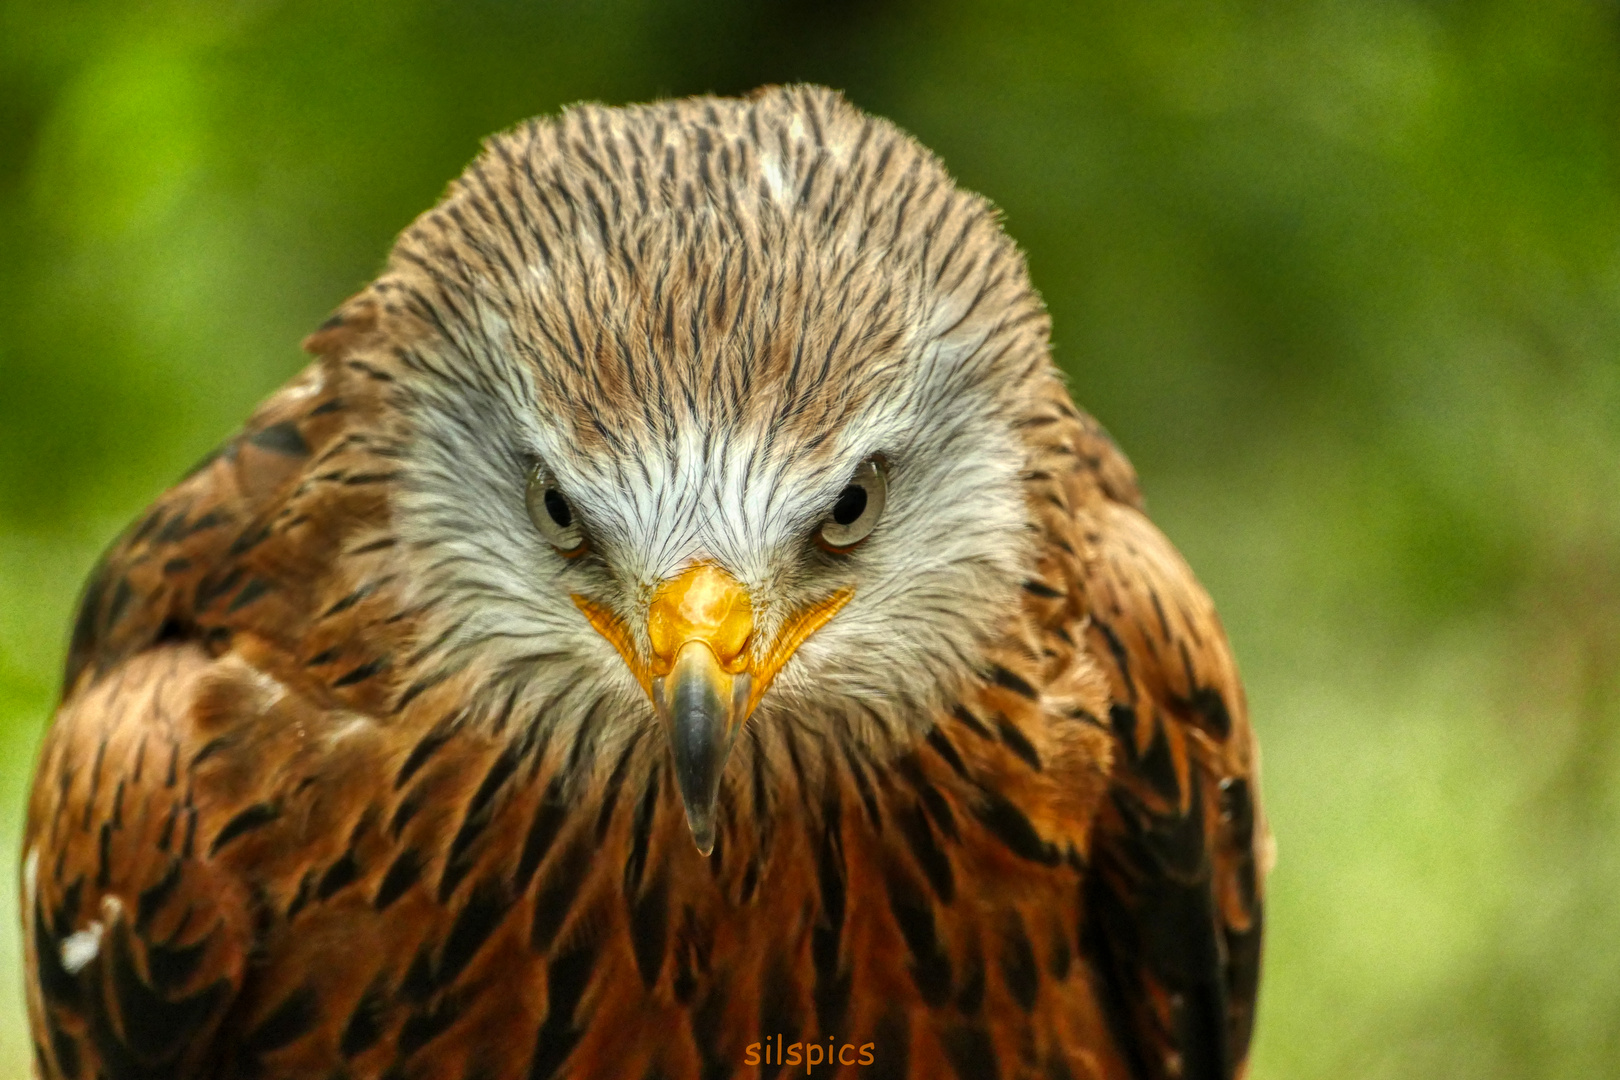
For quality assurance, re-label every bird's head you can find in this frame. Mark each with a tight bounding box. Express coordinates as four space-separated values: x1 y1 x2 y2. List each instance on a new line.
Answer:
359 87 1056 853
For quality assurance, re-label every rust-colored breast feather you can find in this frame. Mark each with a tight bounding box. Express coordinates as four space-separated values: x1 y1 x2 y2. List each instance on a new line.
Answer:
24 344 1266 1079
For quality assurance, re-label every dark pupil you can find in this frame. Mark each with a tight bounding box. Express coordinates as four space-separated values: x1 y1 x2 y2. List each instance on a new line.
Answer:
832 485 867 527
543 488 573 529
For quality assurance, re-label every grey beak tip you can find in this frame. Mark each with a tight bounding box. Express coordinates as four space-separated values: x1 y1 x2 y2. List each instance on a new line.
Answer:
658 642 742 861
686 812 716 857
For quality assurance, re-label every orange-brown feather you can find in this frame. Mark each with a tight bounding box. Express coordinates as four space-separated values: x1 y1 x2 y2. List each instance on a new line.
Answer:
24 87 1266 1080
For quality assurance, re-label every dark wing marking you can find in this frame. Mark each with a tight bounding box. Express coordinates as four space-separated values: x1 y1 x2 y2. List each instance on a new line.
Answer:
31 319 401 1080
1075 497 1266 1080
60 342 387 705
24 648 252 1080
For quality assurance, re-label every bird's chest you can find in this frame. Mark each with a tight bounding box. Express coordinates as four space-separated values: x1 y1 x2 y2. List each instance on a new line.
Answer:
214 718 1101 1080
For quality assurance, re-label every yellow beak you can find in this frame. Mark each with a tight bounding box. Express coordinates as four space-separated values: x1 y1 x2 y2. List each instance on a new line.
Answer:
573 564 851 854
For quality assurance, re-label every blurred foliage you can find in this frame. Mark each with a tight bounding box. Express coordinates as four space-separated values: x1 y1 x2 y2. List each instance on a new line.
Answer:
3 0 1619 1076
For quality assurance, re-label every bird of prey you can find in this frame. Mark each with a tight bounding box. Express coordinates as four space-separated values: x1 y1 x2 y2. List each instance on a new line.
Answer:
22 86 1268 1080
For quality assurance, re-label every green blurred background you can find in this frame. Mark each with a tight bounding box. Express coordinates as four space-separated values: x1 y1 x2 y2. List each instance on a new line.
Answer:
3 0 1618 1076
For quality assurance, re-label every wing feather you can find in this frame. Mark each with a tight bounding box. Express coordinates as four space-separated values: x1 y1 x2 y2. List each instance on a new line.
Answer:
1013 382 1266 1079
24 646 252 1080
27 323 400 1079
1072 484 1267 1080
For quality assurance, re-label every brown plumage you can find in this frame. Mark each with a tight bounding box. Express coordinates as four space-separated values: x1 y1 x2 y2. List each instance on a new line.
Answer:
22 86 1268 1080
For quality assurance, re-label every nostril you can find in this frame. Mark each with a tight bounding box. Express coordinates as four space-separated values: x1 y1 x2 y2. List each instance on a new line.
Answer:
711 624 752 669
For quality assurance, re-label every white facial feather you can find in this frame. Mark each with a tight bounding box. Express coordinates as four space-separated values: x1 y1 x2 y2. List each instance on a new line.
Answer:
378 87 1053 763
393 309 1033 757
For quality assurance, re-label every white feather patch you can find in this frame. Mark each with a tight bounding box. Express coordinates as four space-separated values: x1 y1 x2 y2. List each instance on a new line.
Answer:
59 922 104 975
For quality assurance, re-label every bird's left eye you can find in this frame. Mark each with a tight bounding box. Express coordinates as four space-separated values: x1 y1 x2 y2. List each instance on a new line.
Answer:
526 464 587 556
816 456 888 552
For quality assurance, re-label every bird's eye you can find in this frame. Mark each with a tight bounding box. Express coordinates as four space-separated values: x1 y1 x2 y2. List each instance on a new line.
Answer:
526 464 587 556
816 457 888 552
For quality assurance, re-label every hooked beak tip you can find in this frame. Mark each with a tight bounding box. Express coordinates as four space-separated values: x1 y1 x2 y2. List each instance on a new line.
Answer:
654 641 751 857
686 813 717 857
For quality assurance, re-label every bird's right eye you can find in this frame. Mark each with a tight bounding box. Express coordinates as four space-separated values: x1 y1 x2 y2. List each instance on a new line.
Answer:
526 465 587 556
